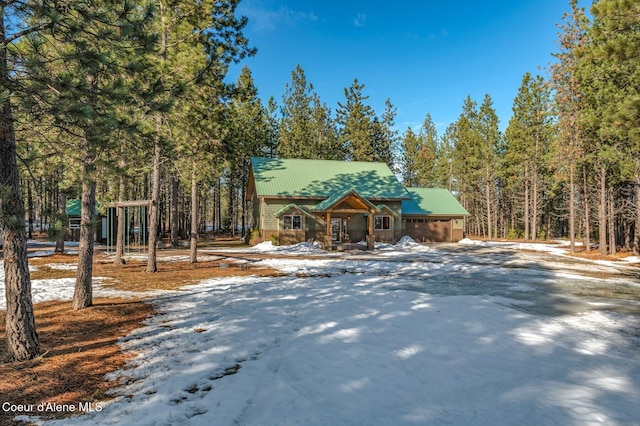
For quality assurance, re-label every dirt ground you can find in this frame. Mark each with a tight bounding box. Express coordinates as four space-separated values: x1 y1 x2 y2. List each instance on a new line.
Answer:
0 298 155 425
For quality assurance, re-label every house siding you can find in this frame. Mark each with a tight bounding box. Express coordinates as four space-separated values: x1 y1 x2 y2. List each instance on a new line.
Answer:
257 198 324 242
373 201 402 243
256 198 404 245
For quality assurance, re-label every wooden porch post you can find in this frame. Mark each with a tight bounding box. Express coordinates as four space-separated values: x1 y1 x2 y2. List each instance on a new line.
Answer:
366 209 375 250
325 211 332 250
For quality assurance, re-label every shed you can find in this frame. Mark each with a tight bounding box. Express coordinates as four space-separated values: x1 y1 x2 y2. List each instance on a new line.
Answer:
66 199 105 242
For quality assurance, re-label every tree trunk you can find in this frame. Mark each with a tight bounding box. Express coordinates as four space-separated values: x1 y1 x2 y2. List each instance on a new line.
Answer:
39 177 45 234
242 161 247 238
114 173 126 265
148 0 167 270
190 165 198 263
485 166 492 241
569 166 576 253
201 192 207 235
532 167 538 241
147 137 161 273
524 164 530 241
2 225 40 361
72 147 96 310
583 165 590 253
227 173 235 237
27 180 33 240
217 177 222 234
608 188 615 255
55 191 67 253
1 37 40 358
171 174 179 248
598 165 607 256
634 172 640 255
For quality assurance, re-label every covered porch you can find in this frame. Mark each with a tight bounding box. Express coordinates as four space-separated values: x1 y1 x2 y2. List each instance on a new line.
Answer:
313 188 379 250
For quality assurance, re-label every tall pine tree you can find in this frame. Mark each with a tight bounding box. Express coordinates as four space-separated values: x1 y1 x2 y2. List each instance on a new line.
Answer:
584 0 640 254
21 0 158 307
337 79 375 161
549 0 589 252
505 74 553 241
280 65 318 158
1 0 40 360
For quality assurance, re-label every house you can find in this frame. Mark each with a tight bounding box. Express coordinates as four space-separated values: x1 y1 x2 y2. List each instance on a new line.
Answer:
247 157 468 248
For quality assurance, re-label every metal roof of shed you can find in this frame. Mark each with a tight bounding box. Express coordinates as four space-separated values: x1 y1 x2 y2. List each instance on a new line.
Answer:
250 157 409 200
65 199 101 216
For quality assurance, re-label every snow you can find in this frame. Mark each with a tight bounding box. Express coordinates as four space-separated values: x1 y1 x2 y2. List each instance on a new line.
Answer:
460 238 568 256
2 239 640 425
239 241 326 254
0 272 147 309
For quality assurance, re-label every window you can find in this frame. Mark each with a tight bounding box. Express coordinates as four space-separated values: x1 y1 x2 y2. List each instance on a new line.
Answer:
283 215 301 230
374 215 391 230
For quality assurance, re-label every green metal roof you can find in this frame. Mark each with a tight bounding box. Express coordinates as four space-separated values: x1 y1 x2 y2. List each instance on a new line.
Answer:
402 188 469 216
250 157 409 200
65 199 101 216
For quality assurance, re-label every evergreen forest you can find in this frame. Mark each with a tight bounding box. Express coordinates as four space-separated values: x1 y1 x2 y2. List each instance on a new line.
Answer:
1 0 639 360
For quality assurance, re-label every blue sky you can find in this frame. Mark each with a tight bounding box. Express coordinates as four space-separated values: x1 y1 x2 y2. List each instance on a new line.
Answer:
228 0 588 133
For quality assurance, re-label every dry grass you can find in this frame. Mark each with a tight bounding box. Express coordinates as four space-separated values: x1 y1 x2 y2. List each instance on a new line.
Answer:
0 298 155 425
570 248 637 263
29 254 285 292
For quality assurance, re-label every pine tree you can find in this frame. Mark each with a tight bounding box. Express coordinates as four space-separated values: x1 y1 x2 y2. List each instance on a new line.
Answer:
416 113 439 187
146 0 255 271
451 96 482 235
174 70 228 263
505 74 553 241
313 101 341 160
435 124 455 190
226 66 271 238
583 0 640 254
265 97 280 157
401 127 419 186
477 95 502 240
337 79 375 161
371 99 398 168
549 0 589 252
21 0 158 307
279 65 317 158
1 0 40 360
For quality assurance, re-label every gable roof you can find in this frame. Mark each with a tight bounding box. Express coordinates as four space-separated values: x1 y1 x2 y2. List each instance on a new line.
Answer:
250 157 409 200
313 188 379 212
376 204 400 218
402 188 469 216
273 203 316 218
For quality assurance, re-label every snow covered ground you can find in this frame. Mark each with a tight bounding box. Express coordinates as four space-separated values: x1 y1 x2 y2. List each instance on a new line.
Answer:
2 239 640 425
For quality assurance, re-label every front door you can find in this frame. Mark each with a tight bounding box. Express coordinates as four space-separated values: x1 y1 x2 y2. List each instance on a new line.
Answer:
331 218 341 241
